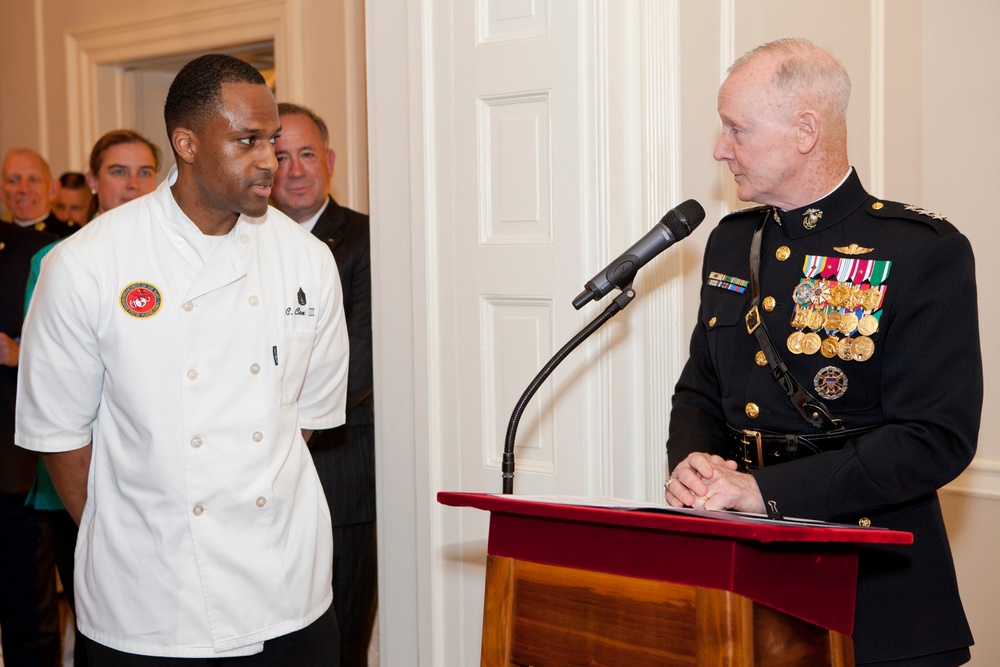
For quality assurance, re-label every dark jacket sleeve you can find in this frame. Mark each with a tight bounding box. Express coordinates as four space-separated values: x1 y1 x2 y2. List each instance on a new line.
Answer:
341 216 373 422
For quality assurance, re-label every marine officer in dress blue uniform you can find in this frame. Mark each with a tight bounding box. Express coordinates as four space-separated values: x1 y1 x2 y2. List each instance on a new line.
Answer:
665 39 980 667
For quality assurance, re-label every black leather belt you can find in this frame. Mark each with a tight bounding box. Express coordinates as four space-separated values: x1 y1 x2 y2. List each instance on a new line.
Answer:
727 424 880 471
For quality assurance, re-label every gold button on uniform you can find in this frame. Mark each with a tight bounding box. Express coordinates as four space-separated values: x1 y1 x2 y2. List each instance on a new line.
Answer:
762 296 776 312
776 246 791 261
871 202 884 210
708 317 717 327
745 403 760 418
859 517 871 527
755 351 768 367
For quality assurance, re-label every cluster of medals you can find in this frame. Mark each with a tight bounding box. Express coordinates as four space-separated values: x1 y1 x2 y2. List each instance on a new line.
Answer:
787 254 891 363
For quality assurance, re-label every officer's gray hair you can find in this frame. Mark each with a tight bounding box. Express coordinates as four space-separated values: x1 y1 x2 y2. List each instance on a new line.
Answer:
730 38 851 119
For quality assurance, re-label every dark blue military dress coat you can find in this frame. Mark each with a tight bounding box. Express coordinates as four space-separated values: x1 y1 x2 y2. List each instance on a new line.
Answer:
667 170 980 664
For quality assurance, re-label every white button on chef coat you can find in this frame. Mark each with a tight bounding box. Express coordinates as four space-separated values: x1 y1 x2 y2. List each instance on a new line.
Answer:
15 173 349 658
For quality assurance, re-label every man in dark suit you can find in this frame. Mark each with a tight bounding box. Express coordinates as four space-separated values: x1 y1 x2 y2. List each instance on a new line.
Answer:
1 220 61 666
664 39 978 666
2 148 80 238
272 102 376 667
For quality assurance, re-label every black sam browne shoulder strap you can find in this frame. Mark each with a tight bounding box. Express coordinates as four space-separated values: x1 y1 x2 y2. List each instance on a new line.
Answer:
743 211 845 432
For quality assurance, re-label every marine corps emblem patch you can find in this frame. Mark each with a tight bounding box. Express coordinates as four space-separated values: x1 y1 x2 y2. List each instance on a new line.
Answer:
119 282 162 318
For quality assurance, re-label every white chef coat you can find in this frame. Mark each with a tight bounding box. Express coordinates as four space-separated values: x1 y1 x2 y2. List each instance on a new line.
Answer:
15 171 349 658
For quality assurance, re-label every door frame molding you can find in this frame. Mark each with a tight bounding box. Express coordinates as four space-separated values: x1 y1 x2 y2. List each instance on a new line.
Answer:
64 0 304 169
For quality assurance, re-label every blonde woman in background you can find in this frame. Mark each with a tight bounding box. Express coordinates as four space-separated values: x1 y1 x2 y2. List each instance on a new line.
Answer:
85 129 161 219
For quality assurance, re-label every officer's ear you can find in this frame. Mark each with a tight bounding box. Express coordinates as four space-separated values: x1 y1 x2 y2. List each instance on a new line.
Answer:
796 110 820 154
172 127 197 165
325 149 336 179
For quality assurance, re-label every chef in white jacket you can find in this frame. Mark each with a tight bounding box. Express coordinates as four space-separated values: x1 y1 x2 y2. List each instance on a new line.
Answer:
15 54 349 665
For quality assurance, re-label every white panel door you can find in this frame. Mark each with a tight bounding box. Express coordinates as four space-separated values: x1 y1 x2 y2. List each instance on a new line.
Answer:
428 1 606 663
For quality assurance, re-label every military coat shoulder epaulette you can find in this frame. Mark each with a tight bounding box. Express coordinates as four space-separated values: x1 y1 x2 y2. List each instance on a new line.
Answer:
864 197 958 236
719 204 769 225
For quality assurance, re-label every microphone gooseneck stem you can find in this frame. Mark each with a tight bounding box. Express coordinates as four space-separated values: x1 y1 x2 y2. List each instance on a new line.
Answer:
502 286 636 494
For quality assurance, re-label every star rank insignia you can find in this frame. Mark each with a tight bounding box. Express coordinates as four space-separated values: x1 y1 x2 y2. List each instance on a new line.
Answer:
903 204 949 221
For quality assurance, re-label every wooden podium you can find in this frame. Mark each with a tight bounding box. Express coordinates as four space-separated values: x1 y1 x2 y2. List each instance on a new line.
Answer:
438 492 912 667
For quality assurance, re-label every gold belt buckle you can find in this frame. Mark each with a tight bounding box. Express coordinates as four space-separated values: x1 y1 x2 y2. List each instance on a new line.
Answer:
742 430 763 469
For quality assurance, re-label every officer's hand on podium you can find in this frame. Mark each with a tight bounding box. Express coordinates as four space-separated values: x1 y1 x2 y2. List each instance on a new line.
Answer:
665 452 765 514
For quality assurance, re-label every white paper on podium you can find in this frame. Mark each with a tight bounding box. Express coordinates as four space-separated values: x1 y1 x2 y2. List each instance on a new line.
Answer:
492 494 867 529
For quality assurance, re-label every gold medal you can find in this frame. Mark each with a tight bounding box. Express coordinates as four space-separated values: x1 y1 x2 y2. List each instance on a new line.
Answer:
787 331 804 354
858 314 879 336
838 312 859 335
837 336 854 361
801 332 822 355
790 308 810 328
821 336 840 358
808 310 826 331
829 284 850 308
845 286 865 310
851 335 875 362
824 310 843 331
863 287 883 311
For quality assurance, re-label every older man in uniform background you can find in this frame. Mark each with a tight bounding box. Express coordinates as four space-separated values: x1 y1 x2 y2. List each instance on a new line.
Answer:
665 39 980 666
2 148 79 238
1 217 60 666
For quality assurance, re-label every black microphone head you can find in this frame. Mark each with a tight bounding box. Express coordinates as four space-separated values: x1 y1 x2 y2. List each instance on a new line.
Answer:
661 199 706 240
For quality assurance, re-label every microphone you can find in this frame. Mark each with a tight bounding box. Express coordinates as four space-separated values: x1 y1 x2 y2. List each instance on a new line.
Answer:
572 199 706 309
